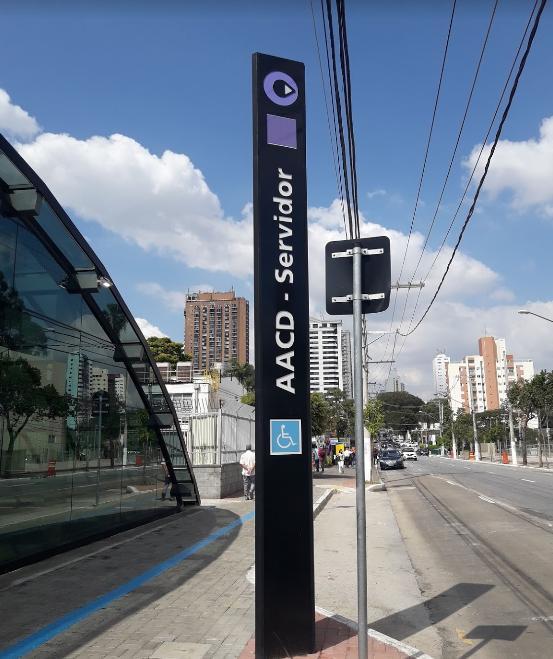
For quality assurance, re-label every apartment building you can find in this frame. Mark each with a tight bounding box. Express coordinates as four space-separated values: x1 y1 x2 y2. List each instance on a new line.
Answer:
309 319 353 396
432 353 450 397
445 336 534 415
184 290 249 371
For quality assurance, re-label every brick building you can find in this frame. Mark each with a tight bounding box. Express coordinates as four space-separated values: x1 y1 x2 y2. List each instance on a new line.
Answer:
184 291 249 371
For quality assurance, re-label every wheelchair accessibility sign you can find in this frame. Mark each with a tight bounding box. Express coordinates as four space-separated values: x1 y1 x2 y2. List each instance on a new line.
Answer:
270 419 302 455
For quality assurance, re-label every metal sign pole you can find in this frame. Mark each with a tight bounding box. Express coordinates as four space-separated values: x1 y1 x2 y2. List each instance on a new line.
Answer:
352 246 368 659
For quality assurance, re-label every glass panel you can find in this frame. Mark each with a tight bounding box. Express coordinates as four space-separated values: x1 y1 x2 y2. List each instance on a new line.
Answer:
0 189 193 570
34 202 94 271
0 152 30 188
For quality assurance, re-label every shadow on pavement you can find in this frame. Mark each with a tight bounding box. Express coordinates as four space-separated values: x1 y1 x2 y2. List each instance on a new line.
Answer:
369 583 494 641
461 624 526 658
0 505 244 656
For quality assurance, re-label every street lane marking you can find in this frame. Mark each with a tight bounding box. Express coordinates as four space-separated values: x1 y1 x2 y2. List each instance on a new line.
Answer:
445 480 457 486
0 511 255 657
521 478 535 483
463 466 471 470
478 495 496 504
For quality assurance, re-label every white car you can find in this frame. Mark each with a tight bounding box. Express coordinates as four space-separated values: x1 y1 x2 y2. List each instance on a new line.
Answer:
402 448 417 461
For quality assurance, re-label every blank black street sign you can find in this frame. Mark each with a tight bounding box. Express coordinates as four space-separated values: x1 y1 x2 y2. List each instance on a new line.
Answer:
325 237 391 316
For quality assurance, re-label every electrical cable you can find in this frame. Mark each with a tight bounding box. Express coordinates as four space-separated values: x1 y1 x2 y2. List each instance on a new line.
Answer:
324 0 355 238
309 0 349 236
398 0 548 338
374 0 458 382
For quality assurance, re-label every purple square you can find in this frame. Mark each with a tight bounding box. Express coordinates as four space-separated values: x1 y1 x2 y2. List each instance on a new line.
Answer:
267 114 297 149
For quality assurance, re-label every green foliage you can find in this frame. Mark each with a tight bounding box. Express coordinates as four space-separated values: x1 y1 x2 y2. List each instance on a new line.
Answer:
311 392 330 436
324 388 354 438
226 358 255 392
451 412 474 451
364 398 384 435
241 391 255 407
147 337 189 366
377 391 424 436
0 355 69 474
0 271 47 355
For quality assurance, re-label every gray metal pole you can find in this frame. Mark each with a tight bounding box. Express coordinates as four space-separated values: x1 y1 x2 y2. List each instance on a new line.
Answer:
95 393 102 506
352 246 367 659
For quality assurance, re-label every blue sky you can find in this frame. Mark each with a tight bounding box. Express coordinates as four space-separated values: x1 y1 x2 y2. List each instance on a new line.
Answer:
1 0 553 397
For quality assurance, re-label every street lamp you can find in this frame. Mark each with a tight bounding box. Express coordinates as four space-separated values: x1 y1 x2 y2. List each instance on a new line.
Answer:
518 309 553 324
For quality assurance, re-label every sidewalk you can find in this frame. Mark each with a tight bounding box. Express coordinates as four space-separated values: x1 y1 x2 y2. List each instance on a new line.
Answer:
0 468 432 658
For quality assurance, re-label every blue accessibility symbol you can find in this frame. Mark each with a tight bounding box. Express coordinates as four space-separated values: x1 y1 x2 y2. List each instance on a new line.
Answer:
270 419 302 455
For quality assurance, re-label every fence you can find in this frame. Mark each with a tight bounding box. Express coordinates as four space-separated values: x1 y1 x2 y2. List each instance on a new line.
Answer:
185 408 255 466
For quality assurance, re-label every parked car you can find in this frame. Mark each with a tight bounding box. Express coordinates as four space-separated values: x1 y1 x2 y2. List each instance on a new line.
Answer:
418 446 429 456
402 448 417 461
378 449 405 470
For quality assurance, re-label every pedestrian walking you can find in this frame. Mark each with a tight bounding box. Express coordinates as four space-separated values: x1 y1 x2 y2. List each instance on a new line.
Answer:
160 459 172 501
318 445 326 473
372 445 379 467
240 444 256 501
337 450 345 474
344 447 352 468
313 443 320 472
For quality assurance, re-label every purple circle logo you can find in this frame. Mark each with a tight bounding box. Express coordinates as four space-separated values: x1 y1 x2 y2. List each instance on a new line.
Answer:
263 71 298 106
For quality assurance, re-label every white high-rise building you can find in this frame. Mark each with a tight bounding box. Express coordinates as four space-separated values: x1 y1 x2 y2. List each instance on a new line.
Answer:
432 353 450 397
446 336 534 416
309 319 352 396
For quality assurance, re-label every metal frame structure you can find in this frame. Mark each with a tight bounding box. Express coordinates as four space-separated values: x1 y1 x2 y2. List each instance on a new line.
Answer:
0 133 200 508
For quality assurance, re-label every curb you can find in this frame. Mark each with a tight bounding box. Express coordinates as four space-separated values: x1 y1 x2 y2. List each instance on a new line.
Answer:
315 606 433 659
313 488 335 518
434 455 553 473
367 481 386 491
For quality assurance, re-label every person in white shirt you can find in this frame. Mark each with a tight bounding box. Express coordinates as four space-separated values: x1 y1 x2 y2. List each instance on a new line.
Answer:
240 444 256 501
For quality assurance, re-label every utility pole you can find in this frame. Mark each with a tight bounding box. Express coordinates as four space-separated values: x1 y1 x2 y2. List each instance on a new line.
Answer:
472 409 481 461
95 392 103 506
508 405 518 466
451 425 458 459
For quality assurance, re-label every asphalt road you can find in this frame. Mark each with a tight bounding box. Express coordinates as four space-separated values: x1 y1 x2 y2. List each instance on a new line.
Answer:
381 456 553 658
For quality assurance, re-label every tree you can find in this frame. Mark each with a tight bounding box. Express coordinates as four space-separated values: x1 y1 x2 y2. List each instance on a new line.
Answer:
226 359 255 392
452 411 473 453
508 380 536 466
364 398 384 436
523 371 553 468
311 392 330 436
377 391 424 437
0 355 69 475
147 337 190 366
324 388 354 438
241 391 255 407
0 271 47 354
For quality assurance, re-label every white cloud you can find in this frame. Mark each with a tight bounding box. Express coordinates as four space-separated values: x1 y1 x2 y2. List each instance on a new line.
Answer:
17 132 253 277
135 317 167 339
137 281 214 312
0 89 40 139
367 188 387 199
464 116 553 216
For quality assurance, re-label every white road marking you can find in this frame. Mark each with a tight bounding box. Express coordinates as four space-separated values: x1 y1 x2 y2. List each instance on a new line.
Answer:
446 480 456 486
464 467 471 470
521 478 535 483
478 495 496 504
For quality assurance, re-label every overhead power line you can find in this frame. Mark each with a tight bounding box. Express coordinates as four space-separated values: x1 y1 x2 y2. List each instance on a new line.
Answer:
374 0 457 381
398 0 549 338
392 0 540 372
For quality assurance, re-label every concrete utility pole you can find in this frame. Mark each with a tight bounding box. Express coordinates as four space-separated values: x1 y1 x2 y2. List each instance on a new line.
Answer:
508 405 518 466
451 426 458 459
472 409 481 461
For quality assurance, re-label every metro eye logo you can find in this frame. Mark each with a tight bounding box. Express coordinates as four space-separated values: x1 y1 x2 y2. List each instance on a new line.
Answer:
263 71 298 106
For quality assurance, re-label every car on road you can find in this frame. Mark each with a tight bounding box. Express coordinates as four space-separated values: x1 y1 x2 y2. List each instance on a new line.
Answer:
402 448 417 460
417 446 429 456
378 449 405 470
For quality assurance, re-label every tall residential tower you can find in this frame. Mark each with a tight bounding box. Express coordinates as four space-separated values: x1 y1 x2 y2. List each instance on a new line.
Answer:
184 291 249 371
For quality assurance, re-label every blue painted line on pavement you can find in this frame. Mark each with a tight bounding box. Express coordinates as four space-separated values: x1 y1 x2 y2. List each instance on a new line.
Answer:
0 510 255 658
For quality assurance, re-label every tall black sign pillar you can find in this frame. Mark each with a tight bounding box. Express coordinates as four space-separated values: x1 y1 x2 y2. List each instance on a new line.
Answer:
252 53 315 658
